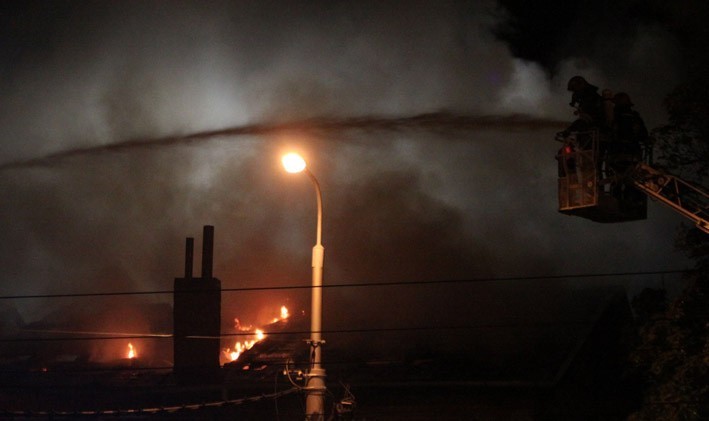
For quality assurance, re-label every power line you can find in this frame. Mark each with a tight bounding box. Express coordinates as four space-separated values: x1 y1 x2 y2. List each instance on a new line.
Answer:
0 269 691 301
0 322 594 343
0 345 702 377
0 267 697 347
0 387 300 417
5 315 706 344
3 316 705 352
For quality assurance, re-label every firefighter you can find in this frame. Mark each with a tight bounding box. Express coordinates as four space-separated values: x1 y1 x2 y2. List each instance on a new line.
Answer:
609 92 647 200
556 76 604 140
612 92 648 148
609 92 647 167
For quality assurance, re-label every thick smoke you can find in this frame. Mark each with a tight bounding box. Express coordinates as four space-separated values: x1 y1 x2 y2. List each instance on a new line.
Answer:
0 1 694 361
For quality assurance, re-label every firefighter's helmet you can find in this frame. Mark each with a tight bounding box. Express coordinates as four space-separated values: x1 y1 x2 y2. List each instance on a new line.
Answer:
567 75 588 92
613 92 634 107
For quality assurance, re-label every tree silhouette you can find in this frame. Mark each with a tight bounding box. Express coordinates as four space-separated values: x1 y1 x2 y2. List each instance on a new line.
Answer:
628 81 709 421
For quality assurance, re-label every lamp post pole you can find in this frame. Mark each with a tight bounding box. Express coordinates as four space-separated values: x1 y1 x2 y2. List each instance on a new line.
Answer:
281 153 326 420
305 168 326 420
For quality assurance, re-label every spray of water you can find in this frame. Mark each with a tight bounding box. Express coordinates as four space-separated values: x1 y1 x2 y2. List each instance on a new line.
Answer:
0 112 567 171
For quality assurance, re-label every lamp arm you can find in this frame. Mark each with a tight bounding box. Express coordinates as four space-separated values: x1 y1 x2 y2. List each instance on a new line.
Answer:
306 168 323 247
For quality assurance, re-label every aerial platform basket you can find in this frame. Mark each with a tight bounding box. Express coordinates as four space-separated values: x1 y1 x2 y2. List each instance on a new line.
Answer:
556 130 647 223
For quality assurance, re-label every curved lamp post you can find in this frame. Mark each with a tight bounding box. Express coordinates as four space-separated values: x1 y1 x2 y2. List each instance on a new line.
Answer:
281 152 326 420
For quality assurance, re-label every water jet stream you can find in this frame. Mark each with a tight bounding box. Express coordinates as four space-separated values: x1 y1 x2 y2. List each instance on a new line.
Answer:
0 112 567 171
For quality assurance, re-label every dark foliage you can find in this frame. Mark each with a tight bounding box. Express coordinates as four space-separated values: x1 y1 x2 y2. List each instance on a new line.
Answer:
628 82 709 420
628 274 708 420
652 82 709 184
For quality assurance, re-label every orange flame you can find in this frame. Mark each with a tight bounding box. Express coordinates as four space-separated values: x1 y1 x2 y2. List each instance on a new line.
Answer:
222 305 290 364
127 343 136 359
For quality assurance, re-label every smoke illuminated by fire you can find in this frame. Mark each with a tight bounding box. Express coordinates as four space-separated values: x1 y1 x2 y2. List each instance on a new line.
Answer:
222 306 290 365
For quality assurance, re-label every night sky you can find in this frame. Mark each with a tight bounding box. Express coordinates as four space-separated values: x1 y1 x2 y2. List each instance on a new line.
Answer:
0 1 706 361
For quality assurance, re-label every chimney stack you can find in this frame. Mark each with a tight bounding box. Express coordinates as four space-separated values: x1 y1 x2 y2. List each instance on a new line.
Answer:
201 225 213 280
184 237 194 279
173 225 222 384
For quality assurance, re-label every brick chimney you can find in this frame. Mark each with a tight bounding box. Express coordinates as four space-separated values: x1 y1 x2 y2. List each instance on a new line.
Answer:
173 225 221 384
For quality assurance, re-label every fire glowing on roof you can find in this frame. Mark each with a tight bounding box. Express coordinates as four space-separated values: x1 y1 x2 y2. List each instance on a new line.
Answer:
221 305 291 365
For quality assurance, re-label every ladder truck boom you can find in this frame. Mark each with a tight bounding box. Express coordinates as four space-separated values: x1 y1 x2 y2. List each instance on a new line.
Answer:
630 163 709 234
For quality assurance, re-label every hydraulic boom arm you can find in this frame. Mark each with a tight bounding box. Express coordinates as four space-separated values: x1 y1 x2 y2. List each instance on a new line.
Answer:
630 163 709 234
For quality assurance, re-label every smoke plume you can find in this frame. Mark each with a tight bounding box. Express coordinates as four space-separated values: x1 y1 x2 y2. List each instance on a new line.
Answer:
0 1 695 361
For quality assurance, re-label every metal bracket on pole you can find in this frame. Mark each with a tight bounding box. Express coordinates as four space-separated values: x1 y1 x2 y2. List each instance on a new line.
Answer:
304 339 326 347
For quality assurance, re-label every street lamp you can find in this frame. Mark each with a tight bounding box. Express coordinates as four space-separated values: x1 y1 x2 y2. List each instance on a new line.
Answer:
281 152 326 420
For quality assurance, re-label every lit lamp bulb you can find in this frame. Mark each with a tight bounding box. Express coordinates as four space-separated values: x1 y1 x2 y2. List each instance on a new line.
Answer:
282 153 307 173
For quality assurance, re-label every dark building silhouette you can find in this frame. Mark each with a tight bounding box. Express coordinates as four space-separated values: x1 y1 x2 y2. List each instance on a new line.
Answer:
173 225 222 384
542 288 638 420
